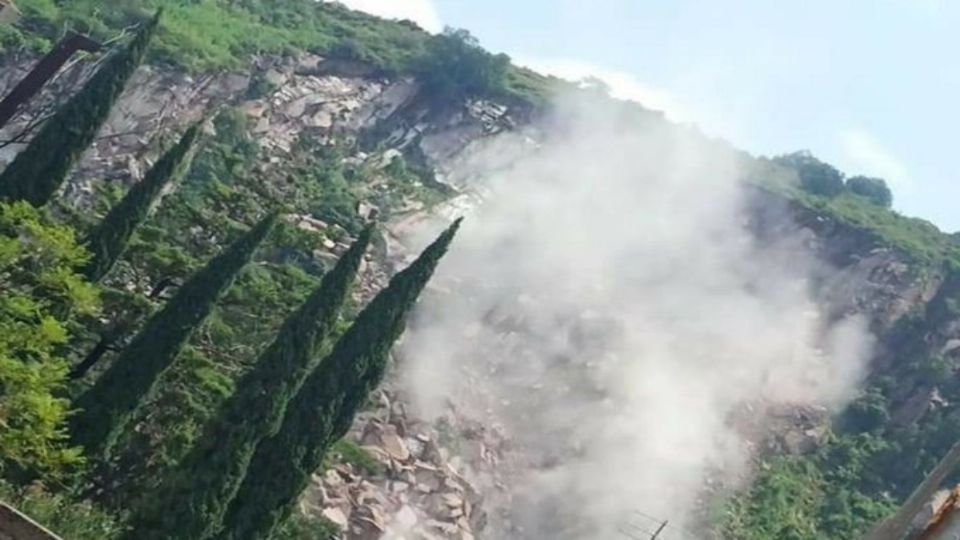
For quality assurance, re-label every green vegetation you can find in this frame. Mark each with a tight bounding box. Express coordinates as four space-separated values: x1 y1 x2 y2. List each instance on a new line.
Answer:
4 2 958 540
0 11 158 207
87 108 368 509
725 435 897 540
727 369 960 539
417 28 511 103
216 219 461 540
773 151 846 198
2 0 555 105
847 175 893 208
328 439 385 477
0 480 124 540
129 227 372 540
790 189 959 270
83 123 201 282
771 152 896 212
756 152 957 272
2 0 424 73
0 202 97 481
273 512 339 540
727 270 960 538
70 214 277 458
0 88 448 536
0 3 469 538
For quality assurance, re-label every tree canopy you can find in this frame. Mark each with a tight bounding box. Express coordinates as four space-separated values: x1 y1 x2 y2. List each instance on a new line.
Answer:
416 28 511 102
0 202 98 481
774 151 846 198
847 176 893 208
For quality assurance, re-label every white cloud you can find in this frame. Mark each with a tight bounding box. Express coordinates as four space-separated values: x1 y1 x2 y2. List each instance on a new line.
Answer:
838 128 913 192
515 57 691 122
331 0 442 33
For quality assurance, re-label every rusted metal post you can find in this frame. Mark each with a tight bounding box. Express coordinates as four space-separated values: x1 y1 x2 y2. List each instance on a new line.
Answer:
0 31 102 129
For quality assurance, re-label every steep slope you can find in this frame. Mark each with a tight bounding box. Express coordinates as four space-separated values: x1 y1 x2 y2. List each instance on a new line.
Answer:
2 3 960 539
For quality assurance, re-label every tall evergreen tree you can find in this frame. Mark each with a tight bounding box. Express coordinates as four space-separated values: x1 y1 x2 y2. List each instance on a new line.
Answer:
213 219 461 540
127 226 374 540
0 12 161 207
70 213 278 458
82 123 202 282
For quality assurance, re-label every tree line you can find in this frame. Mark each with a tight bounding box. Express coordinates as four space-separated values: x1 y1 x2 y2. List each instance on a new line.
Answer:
772 150 894 208
0 11 459 539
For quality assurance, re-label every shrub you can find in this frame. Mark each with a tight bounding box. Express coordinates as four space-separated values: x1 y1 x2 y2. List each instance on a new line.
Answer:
273 513 339 540
0 480 124 540
774 151 845 197
843 390 890 433
416 28 511 103
847 176 893 208
0 202 98 481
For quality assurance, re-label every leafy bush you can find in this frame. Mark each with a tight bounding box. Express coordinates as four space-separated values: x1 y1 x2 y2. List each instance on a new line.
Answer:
0 480 124 540
842 389 890 433
274 512 340 540
791 190 960 269
416 28 511 103
6 0 557 106
725 435 896 540
773 151 846 197
328 439 385 477
847 175 893 208
7 0 429 73
0 202 98 481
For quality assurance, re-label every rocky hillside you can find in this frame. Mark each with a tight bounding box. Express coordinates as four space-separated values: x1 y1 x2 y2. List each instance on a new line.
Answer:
3 3 960 539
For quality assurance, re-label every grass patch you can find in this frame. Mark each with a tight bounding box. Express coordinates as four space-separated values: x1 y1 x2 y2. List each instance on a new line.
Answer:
748 160 960 272
3 0 556 107
328 439 385 477
0 480 125 540
6 0 428 73
794 190 960 270
275 512 340 540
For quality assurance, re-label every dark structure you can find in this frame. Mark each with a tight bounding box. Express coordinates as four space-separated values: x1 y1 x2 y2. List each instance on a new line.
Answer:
0 12 158 206
0 31 102 129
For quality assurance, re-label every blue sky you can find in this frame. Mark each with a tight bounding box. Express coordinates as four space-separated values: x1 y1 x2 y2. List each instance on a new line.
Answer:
339 1 960 231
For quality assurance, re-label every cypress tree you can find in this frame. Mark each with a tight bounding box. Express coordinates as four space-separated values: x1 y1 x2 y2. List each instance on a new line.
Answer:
0 11 161 207
83 123 202 282
70 213 278 458
213 219 461 540
127 226 374 540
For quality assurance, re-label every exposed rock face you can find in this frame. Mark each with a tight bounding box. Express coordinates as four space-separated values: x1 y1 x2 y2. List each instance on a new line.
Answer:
745 186 956 432
0 52 518 206
0 53 247 201
3 46 960 539
745 186 944 335
0 50 521 539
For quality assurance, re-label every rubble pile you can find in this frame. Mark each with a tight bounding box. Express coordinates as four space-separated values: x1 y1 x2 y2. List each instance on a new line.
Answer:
731 401 830 457
301 388 511 540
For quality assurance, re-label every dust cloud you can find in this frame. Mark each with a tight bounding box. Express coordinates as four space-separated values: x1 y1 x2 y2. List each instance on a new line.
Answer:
397 94 872 539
